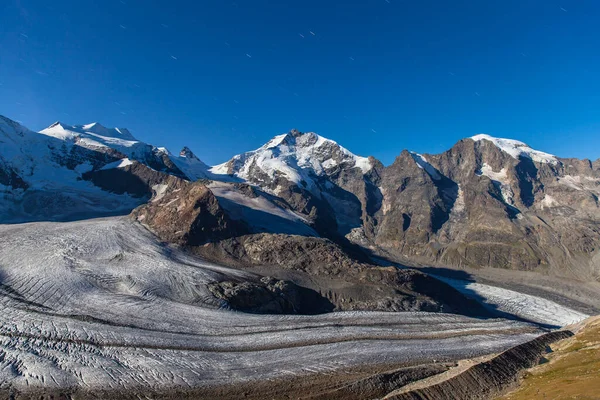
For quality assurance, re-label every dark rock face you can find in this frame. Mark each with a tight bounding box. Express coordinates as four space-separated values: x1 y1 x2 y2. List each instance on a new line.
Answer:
0 159 28 190
387 330 573 400
83 162 186 198
207 276 334 314
144 148 187 178
131 181 247 246
180 146 199 160
52 138 123 170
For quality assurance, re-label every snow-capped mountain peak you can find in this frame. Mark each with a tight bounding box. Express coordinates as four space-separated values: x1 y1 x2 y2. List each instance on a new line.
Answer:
41 121 138 143
82 122 109 135
209 129 372 190
471 134 557 164
39 121 208 180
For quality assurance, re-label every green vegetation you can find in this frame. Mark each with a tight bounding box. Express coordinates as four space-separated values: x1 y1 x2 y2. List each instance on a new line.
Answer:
498 316 600 400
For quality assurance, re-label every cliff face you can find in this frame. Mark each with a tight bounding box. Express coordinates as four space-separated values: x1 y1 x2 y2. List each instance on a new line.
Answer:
385 331 573 400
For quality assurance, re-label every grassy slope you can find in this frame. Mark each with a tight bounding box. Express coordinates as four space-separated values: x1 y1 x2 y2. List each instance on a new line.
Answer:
498 316 600 400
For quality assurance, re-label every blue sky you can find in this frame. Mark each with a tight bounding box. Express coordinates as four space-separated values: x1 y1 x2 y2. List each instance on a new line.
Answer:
1 0 599 165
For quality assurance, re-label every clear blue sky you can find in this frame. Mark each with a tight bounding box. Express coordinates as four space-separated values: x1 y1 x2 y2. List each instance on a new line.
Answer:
1 0 599 165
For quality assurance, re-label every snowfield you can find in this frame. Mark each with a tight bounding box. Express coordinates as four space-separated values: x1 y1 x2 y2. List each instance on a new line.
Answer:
476 163 515 205
208 182 318 236
0 217 545 393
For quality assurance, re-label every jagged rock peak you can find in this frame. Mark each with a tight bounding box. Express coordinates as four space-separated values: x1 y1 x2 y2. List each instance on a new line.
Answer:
180 146 199 160
289 128 303 138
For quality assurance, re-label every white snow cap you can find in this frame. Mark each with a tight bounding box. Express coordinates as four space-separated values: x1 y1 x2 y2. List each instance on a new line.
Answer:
42 121 138 142
471 134 557 164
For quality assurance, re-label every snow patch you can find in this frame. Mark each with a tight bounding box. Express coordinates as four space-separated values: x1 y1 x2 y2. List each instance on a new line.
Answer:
100 158 134 170
209 162 230 175
208 182 318 236
556 175 600 194
541 194 559 209
453 185 465 213
74 162 94 175
559 175 583 191
380 186 391 215
476 163 514 205
152 184 169 202
410 152 441 180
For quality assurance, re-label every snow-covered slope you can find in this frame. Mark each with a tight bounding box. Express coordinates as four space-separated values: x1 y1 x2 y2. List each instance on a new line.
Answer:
432 275 588 327
210 129 372 193
0 116 140 221
208 181 319 236
41 121 137 143
40 121 210 180
471 134 558 164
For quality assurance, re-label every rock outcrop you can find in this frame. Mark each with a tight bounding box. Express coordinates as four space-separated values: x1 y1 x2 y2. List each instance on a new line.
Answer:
208 276 334 314
131 181 247 246
193 233 493 316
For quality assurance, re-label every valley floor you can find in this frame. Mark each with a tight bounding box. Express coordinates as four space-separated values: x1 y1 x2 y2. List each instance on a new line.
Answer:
0 217 591 398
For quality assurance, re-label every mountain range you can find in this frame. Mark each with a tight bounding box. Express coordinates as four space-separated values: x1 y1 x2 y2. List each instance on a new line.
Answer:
2 114 598 284
1 113 599 399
